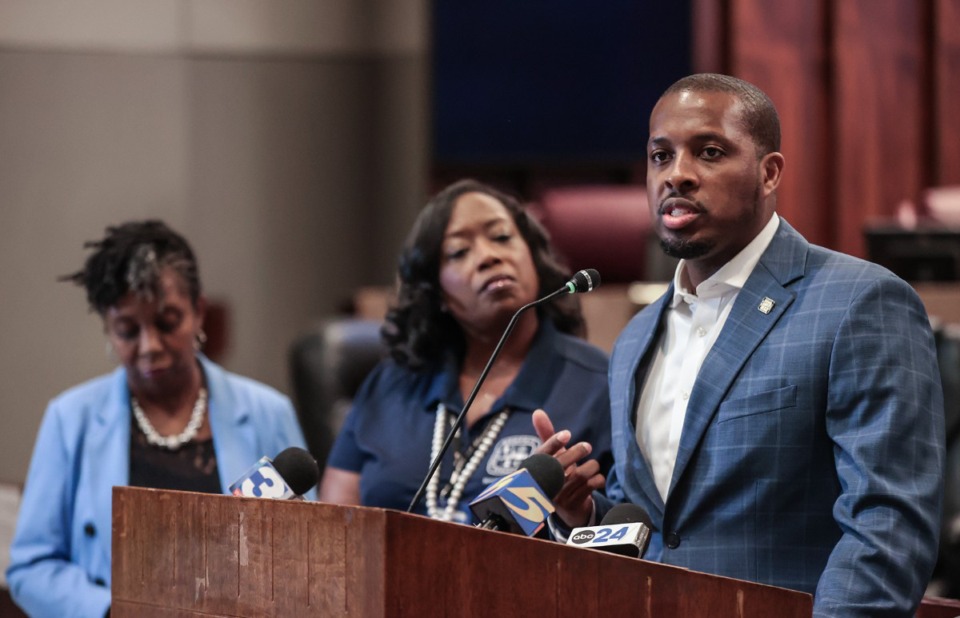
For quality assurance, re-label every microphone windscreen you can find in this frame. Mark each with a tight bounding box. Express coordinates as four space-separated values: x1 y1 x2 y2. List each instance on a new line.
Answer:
272 447 320 496
570 269 601 293
600 503 652 528
519 453 564 499
567 503 652 558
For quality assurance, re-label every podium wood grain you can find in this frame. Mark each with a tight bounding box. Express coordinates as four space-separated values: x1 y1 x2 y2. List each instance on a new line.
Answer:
113 486 814 617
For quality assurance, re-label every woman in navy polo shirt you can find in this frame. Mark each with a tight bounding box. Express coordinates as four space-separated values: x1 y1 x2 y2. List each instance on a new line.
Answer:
320 179 612 524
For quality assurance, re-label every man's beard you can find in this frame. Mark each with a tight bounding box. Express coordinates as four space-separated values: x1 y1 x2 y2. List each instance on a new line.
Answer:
658 184 764 261
660 236 712 260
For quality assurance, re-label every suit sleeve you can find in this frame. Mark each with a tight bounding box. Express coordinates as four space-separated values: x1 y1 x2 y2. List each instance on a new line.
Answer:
814 275 944 617
6 401 112 618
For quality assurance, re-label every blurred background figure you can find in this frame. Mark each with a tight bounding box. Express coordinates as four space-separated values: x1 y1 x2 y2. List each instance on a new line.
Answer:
319 180 612 523
5 221 311 618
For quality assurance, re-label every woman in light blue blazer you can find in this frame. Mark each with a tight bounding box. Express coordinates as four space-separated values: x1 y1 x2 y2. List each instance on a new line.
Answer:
6 221 313 618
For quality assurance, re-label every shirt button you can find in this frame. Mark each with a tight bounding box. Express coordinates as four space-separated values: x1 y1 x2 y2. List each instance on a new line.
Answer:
665 532 681 549
681 391 689 401
84 523 96 537
697 327 707 337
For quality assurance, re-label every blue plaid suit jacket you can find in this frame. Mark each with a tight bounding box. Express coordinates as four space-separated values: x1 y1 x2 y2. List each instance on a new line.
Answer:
601 219 944 617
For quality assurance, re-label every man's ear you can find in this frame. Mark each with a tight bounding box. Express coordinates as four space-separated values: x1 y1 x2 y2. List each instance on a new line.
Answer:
760 151 785 197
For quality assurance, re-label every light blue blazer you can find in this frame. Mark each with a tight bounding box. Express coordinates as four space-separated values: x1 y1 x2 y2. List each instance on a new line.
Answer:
6 355 313 618
602 220 944 617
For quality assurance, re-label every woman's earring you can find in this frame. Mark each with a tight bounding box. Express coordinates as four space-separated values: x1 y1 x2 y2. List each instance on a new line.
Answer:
194 330 207 351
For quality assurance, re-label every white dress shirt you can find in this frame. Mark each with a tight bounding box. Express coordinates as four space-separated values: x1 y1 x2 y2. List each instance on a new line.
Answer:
635 214 781 501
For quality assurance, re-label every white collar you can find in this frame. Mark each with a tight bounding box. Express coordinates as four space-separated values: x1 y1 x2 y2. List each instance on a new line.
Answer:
671 213 781 307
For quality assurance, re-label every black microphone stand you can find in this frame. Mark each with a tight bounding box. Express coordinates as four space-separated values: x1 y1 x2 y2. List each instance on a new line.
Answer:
406 285 569 514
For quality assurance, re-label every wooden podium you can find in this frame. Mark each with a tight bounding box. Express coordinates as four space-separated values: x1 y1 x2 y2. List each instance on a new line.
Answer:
112 486 818 617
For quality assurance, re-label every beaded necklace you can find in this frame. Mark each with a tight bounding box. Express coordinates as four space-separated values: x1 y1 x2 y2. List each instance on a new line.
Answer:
131 388 207 450
425 403 509 522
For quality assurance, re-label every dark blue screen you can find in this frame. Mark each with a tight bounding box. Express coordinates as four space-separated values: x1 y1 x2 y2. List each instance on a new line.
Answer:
432 0 692 165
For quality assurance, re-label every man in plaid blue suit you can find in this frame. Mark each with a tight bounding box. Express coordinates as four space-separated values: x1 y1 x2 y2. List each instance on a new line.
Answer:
536 74 944 617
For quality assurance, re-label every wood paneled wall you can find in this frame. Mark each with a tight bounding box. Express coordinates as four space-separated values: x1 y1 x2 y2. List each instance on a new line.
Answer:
937 0 960 186
694 0 960 257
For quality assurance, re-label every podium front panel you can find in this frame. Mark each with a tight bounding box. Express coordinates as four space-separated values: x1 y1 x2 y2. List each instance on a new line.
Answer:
112 487 813 617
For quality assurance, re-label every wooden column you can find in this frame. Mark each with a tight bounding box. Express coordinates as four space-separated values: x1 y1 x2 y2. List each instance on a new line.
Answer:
833 0 927 256
728 0 832 247
935 0 960 186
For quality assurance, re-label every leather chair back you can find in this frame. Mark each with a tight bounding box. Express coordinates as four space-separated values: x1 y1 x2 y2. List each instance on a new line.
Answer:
288 319 387 475
531 185 672 282
929 321 960 597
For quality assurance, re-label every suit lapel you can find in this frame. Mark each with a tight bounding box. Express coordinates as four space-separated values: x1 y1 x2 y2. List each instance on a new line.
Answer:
617 292 673 516
669 220 807 495
91 368 131 565
201 356 254 491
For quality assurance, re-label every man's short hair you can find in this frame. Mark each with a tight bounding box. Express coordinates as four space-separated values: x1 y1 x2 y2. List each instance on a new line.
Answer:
663 73 781 157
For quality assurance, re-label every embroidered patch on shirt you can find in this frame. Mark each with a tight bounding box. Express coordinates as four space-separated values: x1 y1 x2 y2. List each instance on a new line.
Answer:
485 435 540 477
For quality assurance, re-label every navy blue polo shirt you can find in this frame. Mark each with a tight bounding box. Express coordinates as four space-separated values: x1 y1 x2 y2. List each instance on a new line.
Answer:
327 321 612 524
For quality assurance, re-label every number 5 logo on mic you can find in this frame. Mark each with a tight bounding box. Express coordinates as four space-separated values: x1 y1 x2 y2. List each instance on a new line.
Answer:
470 468 555 536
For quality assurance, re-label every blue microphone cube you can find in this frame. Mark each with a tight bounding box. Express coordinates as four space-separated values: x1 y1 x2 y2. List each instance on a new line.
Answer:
229 456 297 500
469 468 555 536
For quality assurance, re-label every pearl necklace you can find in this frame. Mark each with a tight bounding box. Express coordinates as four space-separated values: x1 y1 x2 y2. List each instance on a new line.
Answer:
131 388 207 450
425 403 509 522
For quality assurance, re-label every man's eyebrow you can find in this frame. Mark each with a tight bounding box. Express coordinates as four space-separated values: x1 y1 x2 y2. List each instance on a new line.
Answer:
690 131 731 143
648 132 734 148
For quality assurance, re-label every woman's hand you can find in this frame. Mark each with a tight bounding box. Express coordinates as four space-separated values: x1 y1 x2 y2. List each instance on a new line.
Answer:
532 408 604 528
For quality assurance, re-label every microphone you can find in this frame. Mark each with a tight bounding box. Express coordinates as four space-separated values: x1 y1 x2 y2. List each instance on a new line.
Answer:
469 453 564 535
566 503 653 558
407 268 602 514
565 268 601 294
228 446 319 500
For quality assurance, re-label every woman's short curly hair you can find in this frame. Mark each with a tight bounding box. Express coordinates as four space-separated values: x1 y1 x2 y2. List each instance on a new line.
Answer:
382 179 585 370
61 220 202 315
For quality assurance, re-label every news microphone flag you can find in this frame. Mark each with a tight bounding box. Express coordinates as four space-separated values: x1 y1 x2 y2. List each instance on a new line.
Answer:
229 456 298 500
566 503 653 558
566 522 650 557
469 467 555 536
